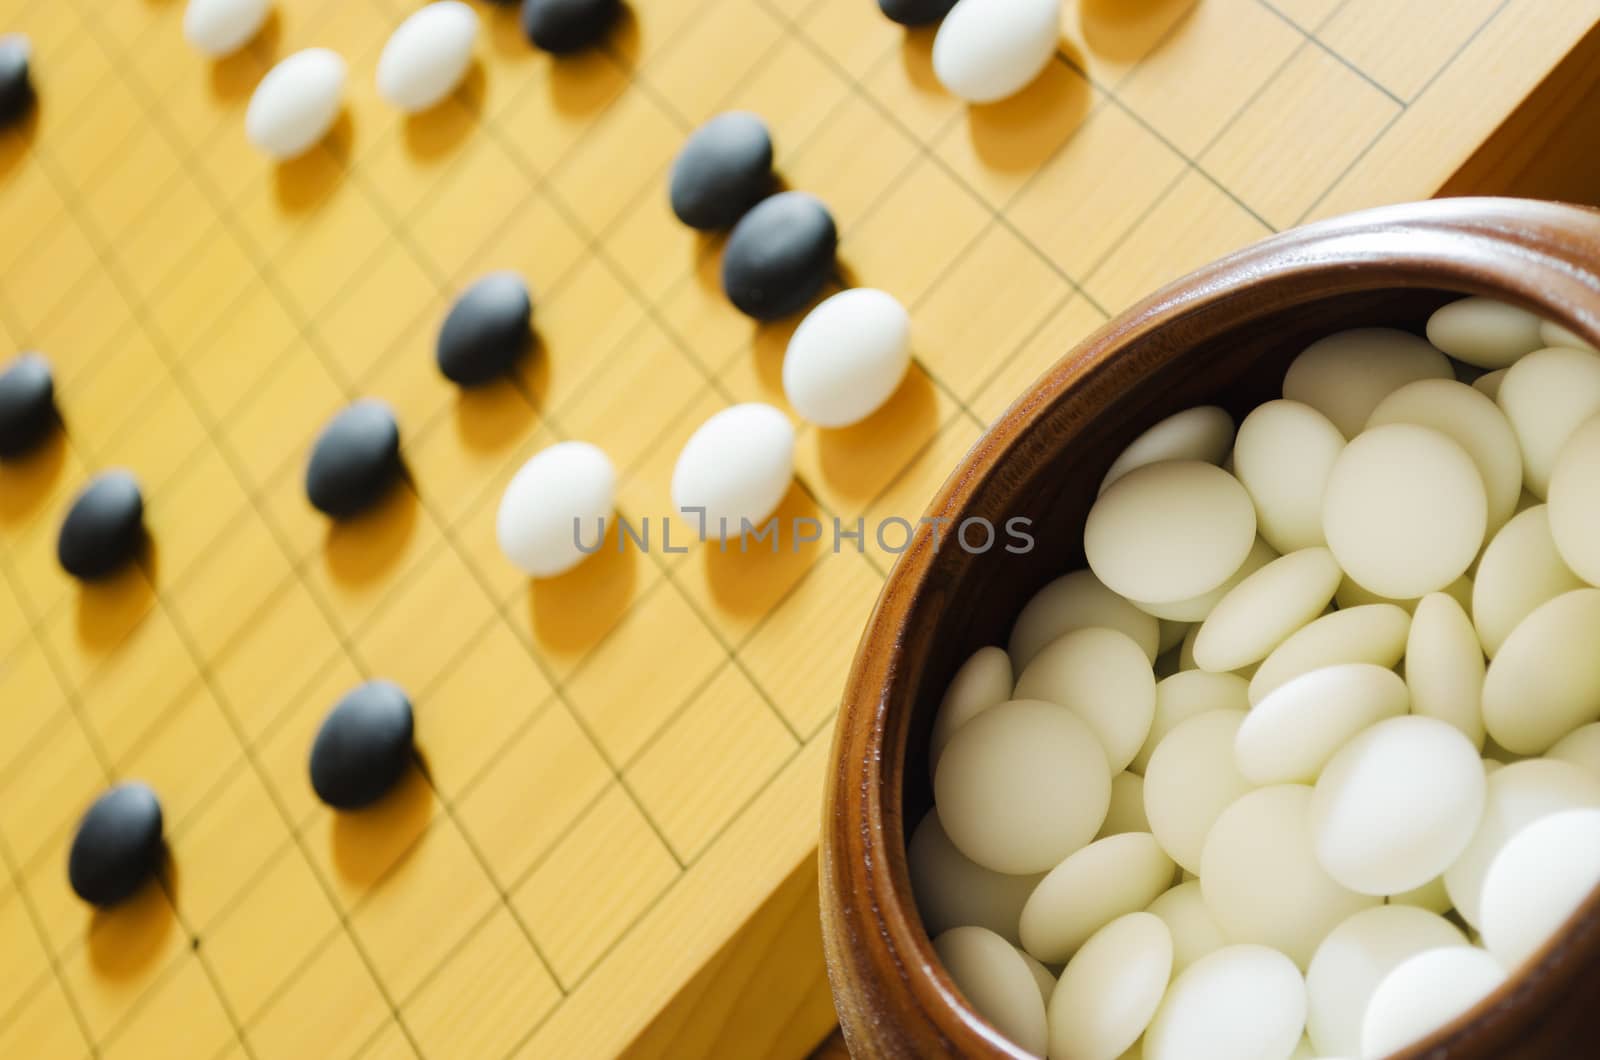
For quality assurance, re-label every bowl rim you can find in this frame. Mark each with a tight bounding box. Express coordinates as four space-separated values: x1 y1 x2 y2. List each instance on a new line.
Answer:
820 196 1600 1059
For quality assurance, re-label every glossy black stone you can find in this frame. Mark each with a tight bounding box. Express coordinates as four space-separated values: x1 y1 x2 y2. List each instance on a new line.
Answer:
721 191 837 321
57 471 144 581
436 272 533 386
877 0 958 26
669 112 774 231
309 680 415 810
0 35 33 128
520 0 620 54
68 782 164 908
0 351 55 457
304 399 401 519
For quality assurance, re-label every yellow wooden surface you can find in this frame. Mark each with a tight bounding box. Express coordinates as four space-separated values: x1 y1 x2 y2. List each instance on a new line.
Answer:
0 0 1597 1057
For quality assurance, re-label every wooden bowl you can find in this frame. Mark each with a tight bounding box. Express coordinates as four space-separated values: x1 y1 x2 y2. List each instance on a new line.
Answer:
820 197 1600 1058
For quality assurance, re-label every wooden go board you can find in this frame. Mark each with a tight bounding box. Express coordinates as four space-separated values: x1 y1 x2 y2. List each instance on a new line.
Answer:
1 0 1598 1056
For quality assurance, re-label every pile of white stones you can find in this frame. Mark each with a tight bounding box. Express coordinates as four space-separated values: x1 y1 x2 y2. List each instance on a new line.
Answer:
913 298 1600 1060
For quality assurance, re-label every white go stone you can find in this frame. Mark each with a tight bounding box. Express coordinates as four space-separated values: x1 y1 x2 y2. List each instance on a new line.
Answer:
1143 710 1253 874
908 810 1041 944
931 0 1060 104
671 403 795 542
1479 807 1600 970
1147 880 1226 975
929 646 1013 774
1048 912 1173 1060
1360 947 1505 1058
1366 378 1523 532
1474 367 1508 401
183 0 270 58
495 441 614 578
1425 296 1546 369
1248 604 1409 705
246 49 348 161
1281 327 1452 439
1131 670 1249 774
1007 569 1159 669
1099 405 1234 494
1444 758 1600 927
1322 423 1487 600
1472 504 1584 657
932 926 1049 1058
1541 317 1598 353
1546 414 1600 585
1304 905 1467 1057
376 1 479 114
1482 589 1600 754
934 699 1111 875
1232 400 1345 554
1310 716 1486 896
1018 950 1055 1006
1192 547 1342 674
1200 785 1378 969
1143 944 1307 1060
1235 664 1408 786
1549 722 1600 776
782 288 910 428
1157 618 1189 655
1085 461 1257 606
1013 627 1156 773
1019 832 1174 963
1496 345 1600 498
1405 592 1486 748
1130 537 1278 624
1097 771 1150 837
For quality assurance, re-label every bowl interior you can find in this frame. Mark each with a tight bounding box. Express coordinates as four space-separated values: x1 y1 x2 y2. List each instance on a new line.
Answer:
897 286 1460 830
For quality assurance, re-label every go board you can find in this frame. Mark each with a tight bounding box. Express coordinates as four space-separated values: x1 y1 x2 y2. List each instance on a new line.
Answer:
1 0 1598 1057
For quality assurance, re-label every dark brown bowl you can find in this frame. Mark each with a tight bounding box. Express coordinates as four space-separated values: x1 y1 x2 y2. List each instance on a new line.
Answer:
820 197 1600 1058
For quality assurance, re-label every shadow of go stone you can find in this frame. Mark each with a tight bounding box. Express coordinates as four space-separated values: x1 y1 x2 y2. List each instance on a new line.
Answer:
548 48 628 118
329 760 434 887
452 375 539 454
273 114 353 215
701 481 824 619
1078 0 1199 64
897 23 942 93
527 515 638 658
0 425 66 526
815 364 940 502
0 90 40 183
74 557 158 656
321 479 420 588
403 79 480 162
209 10 280 102
964 60 1094 172
86 875 178 981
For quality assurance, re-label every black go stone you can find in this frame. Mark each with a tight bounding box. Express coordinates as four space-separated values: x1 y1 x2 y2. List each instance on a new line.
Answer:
877 0 958 26
0 35 34 128
68 782 164 908
304 399 402 519
0 351 55 457
521 0 621 54
436 272 533 386
721 191 837 321
309 680 416 810
668 111 774 232
57 470 144 581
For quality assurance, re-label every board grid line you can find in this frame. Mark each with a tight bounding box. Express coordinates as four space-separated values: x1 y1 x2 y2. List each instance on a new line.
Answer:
0 1 863 1050
1292 0 1514 227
